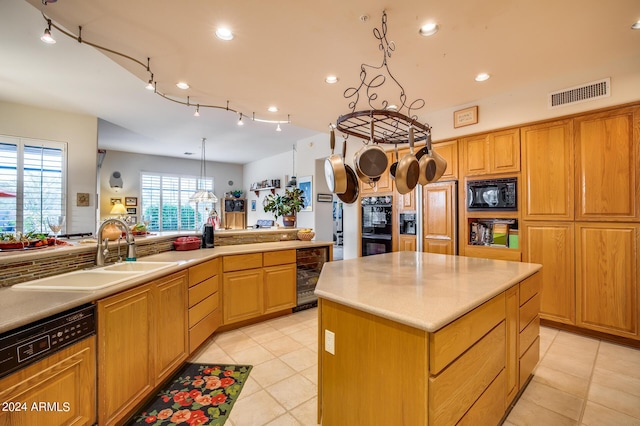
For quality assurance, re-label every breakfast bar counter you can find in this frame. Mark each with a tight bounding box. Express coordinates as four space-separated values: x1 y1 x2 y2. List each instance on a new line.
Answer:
315 252 542 426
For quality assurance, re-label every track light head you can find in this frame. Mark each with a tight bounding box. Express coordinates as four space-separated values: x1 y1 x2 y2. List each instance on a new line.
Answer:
41 20 56 44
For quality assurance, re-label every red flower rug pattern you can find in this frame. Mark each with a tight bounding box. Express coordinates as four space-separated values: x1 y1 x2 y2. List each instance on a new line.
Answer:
127 363 252 426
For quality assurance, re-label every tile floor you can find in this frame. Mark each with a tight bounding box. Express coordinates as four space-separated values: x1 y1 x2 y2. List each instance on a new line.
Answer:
189 308 640 425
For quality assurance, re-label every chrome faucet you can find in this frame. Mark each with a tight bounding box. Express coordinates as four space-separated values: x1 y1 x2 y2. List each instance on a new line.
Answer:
96 218 137 266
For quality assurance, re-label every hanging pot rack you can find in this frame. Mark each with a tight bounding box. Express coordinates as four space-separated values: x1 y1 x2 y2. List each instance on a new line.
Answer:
336 110 431 145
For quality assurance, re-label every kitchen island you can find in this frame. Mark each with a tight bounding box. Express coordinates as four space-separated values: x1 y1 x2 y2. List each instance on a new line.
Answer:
315 252 542 426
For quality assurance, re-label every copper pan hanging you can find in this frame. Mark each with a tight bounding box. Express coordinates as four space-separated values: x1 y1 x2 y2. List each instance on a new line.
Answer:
324 127 348 194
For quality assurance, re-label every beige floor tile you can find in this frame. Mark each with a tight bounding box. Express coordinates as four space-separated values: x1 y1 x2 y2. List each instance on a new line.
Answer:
582 401 640 426
545 340 598 367
289 396 321 425
288 328 319 347
506 398 578 426
538 348 595 379
214 331 259 353
554 330 600 352
539 326 559 355
228 344 276 366
532 364 590 399
250 358 297 388
266 374 317 410
245 325 287 344
300 365 318 385
520 381 584 421
228 389 287 425
188 342 236 364
265 413 302 425
596 341 640 380
236 376 262 400
261 335 304 357
588 382 640 420
279 347 317 372
592 366 640 398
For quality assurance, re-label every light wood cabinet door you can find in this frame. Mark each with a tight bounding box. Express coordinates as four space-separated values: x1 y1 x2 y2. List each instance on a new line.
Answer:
433 139 458 181
398 235 416 251
263 263 297 314
505 286 519 406
222 269 264 324
576 223 639 338
521 222 575 325
461 129 520 176
423 181 457 255
361 151 394 194
462 134 489 176
0 337 96 426
574 106 640 221
98 284 154 426
153 273 188 384
521 120 574 220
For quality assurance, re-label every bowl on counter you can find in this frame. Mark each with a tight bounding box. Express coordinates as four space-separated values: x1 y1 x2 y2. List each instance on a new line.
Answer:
297 231 315 241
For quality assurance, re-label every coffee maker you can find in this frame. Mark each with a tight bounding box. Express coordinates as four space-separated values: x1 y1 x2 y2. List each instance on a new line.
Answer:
202 223 214 248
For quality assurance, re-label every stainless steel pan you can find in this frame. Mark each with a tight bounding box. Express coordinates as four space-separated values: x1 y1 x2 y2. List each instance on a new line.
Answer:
415 131 447 184
337 140 359 204
354 119 388 184
324 128 348 194
395 127 420 194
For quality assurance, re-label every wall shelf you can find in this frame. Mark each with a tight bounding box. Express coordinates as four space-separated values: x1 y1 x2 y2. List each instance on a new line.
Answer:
253 186 279 196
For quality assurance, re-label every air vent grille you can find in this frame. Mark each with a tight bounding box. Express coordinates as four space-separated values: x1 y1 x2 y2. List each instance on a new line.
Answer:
548 78 610 108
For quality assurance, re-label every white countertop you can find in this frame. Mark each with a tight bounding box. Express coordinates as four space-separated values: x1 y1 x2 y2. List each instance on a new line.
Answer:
314 251 541 332
0 240 332 334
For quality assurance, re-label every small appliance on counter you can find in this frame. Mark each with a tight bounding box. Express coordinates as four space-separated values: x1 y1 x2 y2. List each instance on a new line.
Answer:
202 223 215 248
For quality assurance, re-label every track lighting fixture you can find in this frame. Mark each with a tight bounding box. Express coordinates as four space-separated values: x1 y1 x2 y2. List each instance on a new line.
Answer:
40 19 56 44
276 124 282 132
194 105 200 117
237 113 244 126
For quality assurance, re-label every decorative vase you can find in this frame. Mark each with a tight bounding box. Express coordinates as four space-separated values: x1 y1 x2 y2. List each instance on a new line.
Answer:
282 215 296 228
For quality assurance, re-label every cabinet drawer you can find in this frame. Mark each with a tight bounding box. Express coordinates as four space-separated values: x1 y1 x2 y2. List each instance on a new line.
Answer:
188 258 220 287
519 336 540 388
223 253 262 272
189 309 221 353
429 293 505 374
519 315 540 357
189 276 219 307
457 370 506 426
519 293 540 332
519 272 541 306
189 293 218 328
263 249 296 266
429 322 506 426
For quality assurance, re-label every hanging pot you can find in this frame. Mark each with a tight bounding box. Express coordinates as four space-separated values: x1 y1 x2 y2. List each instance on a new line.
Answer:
324 128 348 194
353 118 388 184
416 146 437 185
337 141 359 204
394 127 420 194
389 144 399 180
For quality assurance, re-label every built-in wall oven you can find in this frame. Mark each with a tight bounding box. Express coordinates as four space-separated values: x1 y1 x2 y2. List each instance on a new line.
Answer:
362 196 393 256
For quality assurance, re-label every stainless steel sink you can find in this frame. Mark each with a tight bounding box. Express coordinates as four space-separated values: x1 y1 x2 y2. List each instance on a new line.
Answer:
12 270 142 291
100 261 177 272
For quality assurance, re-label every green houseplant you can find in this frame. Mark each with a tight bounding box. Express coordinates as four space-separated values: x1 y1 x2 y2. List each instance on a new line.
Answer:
263 187 305 227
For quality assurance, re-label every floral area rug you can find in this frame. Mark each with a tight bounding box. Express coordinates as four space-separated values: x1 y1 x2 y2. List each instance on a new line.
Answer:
127 363 252 425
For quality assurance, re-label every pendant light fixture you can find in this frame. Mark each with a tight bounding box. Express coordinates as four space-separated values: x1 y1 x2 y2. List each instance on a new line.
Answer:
189 138 218 203
286 143 297 187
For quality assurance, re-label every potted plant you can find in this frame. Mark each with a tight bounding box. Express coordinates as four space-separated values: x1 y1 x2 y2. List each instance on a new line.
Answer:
263 187 305 227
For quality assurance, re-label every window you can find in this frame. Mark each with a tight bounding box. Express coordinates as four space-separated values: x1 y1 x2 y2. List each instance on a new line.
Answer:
0 136 66 234
140 172 214 231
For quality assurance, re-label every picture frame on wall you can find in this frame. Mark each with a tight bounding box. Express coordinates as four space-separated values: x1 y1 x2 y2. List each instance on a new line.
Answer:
298 176 312 212
317 193 333 203
251 200 257 211
127 207 136 215
125 197 137 206
110 198 122 205
453 105 479 128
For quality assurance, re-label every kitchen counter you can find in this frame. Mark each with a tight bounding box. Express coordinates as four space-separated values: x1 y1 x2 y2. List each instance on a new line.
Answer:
0 240 332 334
315 251 541 332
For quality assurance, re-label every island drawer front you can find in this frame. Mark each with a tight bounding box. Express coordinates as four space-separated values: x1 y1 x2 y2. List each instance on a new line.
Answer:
263 249 296 266
519 336 540 388
519 315 540 358
188 276 219 307
189 258 220 287
189 293 219 328
457 370 506 426
189 309 221 353
519 293 540 332
429 322 506 426
223 253 263 272
519 272 541 306
429 293 506 374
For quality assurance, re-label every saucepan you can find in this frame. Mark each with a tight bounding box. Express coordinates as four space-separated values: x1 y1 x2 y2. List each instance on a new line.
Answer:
337 140 359 204
415 130 447 185
324 127 347 194
354 118 388 186
395 126 420 194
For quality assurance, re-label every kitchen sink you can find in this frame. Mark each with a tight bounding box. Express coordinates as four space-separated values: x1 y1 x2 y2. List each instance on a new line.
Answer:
12 270 143 291
100 261 177 272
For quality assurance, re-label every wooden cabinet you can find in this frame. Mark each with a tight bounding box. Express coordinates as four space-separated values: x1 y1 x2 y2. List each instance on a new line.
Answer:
222 250 297 325
423 181 457 255
574 106 640 221
361 151 394 194
433 139 458 181
188 258 222 353
223 198 246 229
0 337 96 426
461 128 520 176
521 222 575 325
576 223 639 338
398 235 416 251
97 272 188 426
521 120 574 221
505 286 519 405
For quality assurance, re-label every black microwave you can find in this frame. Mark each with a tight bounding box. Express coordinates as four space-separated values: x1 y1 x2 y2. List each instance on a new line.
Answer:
466 177 517 211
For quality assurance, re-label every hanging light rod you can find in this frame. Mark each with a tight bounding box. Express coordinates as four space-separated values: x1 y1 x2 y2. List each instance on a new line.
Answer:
39 12 292 127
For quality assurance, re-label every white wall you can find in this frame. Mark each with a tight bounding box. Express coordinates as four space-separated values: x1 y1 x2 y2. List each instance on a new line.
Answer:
99 150 244 221
0 100 98 234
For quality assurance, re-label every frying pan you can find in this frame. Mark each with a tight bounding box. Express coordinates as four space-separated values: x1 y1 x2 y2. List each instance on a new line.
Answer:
324 128 347 194
395 127 420 194
389 144 399 180
337 140 359 204
415 131 447 184
354 119 388 184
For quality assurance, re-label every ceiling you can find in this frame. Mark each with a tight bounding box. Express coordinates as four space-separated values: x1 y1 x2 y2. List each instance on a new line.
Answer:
1 0 639 164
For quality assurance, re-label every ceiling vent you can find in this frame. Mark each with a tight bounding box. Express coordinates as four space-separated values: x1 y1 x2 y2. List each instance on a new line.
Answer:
548 78 610 109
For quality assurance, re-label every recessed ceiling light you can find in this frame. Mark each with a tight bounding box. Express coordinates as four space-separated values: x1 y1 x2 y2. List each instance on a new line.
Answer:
475 73 491 82
176 82 190 90
268 106 278 112
325 75 339 84
632 20 640 30
215 27 234 41
419 23 439 37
